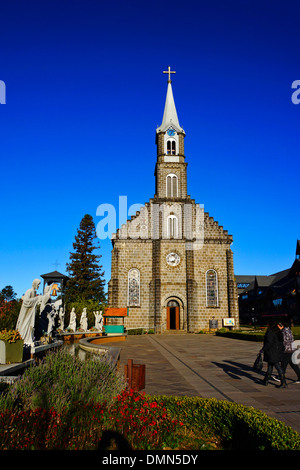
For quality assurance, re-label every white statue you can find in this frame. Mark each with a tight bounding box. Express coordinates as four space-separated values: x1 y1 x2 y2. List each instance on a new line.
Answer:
53 298 62 312
58 307 65 330
68 308 76 331
94 310 103 332
47 306 57 336
80 308 88 331
16 279 42 345
39 284 53 314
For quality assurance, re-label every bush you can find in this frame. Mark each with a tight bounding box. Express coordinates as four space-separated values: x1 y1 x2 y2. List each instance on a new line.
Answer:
216 327 300 342
0 390 182 450
126 328 155 335
0 299 22 331
0 347 126 413
1 391 299 450
155 395 300 450
216 329 265 341
1 348 299 450
127 328 144 335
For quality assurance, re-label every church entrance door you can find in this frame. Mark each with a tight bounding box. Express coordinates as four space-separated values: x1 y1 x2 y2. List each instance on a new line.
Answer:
166 300 180 330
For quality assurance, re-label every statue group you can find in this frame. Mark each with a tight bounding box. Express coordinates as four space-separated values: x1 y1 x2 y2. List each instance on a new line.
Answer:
67 307 104 333
15 279 104 346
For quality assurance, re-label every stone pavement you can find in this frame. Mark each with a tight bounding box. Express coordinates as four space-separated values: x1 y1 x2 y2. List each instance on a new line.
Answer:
112 333 300 434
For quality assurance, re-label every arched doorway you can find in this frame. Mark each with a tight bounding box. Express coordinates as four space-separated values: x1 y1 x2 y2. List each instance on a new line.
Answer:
166 300 180 330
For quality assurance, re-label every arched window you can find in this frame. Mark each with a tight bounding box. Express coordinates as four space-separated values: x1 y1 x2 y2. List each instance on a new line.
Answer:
206 270 218 307
166 174 178 197
166 139 176 155
128 268 140 306
167 214 178 238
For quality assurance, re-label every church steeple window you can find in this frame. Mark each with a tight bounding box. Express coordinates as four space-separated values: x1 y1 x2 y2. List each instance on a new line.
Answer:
167 214 178 238
166 139 176 155
166 174 178 198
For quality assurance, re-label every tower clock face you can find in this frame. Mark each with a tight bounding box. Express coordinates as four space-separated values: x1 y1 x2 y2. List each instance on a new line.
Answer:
167 128 175 136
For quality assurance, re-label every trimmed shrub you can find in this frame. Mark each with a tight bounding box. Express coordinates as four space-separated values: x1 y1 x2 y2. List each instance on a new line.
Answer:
216 330 265 341
154 395 300 450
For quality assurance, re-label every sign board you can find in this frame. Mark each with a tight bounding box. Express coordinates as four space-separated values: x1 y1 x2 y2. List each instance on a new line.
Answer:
223 318 235 326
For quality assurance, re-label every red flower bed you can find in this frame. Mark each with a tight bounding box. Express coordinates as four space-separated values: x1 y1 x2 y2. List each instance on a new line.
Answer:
0 390 182 450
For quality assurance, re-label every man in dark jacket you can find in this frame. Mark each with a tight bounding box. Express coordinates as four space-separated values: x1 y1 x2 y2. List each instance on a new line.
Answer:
261 320 287 388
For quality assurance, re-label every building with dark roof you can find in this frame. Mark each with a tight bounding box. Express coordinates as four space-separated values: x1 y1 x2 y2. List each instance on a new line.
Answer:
236 240 300 325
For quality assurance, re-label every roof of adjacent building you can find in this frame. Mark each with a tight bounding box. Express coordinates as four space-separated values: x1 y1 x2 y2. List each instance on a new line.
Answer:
104 307 128 317
40 270 69 279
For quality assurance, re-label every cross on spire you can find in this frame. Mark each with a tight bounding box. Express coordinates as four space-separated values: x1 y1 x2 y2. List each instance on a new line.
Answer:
163 66 176 82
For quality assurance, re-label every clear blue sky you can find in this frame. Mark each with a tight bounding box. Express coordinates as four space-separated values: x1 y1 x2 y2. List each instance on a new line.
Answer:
1 0 299 298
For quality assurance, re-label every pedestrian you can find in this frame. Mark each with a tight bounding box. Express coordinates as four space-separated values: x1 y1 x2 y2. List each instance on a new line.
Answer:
281 319 300 383
260 320 287 388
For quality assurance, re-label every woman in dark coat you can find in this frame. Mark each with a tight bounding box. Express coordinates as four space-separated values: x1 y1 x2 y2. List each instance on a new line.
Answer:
261 321 287 388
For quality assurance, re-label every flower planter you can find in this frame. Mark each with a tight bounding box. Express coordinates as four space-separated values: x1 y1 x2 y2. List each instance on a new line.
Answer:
75 333 85 340
63 335 74 343
0 339 24 364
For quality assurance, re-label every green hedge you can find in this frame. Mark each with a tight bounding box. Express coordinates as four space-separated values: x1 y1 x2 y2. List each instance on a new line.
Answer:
216 327 300 342
126 328 155 335
152 395 300 450
216 330 265 341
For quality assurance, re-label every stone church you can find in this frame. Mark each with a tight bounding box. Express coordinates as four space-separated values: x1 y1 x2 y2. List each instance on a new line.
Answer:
108 68 239 332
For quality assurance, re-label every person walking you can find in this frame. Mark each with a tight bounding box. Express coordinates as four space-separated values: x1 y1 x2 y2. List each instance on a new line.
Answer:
281 320 300 383
261 320 287 388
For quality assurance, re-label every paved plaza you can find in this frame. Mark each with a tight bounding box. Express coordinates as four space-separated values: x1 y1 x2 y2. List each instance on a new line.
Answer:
114 333 300 434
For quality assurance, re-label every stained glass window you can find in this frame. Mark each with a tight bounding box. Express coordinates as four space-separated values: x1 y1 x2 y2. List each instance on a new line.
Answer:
128 268 140 306
206 270 218 307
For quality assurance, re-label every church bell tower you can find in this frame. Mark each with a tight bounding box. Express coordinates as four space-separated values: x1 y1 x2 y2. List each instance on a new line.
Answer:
154 67 188 200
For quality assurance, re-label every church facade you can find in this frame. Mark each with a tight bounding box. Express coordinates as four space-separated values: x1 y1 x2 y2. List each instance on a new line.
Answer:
108 70 239 332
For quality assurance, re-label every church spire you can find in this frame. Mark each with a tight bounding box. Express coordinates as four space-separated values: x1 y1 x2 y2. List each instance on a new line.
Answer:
156 66 185 134
154 67 187 200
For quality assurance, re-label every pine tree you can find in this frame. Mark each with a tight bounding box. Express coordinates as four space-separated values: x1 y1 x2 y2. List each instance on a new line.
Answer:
65 214 106 303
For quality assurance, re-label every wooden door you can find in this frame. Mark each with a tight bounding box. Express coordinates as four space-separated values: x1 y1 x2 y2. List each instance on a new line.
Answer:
166 307 170 329
166 306 180 330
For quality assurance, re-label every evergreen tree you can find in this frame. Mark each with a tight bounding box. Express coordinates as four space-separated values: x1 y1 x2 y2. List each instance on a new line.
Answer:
0 285 17 302
65 214 106 303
